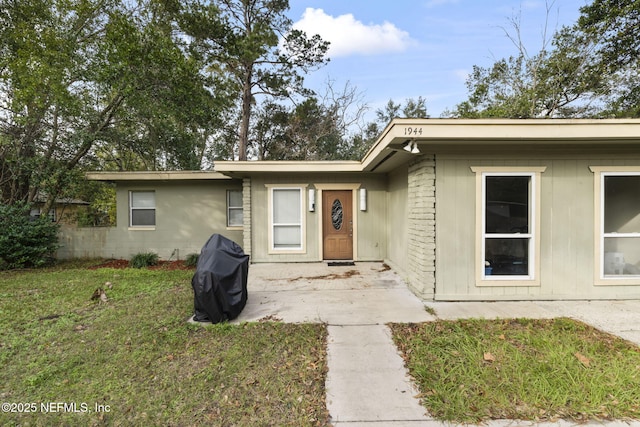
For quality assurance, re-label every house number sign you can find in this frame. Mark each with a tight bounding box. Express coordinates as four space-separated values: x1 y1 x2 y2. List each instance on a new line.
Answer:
403 127 423 136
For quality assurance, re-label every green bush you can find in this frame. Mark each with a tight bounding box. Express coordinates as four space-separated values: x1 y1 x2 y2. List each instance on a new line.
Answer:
184 253 199 267
0 202 60 269
129 252 159 268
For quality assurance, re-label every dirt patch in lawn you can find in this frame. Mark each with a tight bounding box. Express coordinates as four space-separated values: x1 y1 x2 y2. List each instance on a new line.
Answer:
88 259 194 270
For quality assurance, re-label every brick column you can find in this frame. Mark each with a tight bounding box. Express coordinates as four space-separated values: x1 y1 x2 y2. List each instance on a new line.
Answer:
242 178 251 259
407 155 436 299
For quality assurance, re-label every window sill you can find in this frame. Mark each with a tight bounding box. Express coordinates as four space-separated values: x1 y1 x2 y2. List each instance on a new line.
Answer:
128 226 156 231
226 226 243 231
268 248 306 255
595 277 640 286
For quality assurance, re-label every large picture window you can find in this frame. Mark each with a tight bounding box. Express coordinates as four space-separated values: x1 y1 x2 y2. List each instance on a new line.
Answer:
129 191 155 227
269 187 305 251
596 171 640 281
472 167 544 285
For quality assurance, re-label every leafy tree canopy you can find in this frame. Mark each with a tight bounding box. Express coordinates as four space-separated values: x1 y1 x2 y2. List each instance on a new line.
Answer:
179 0 329 160
0 0 230 211
578 0 640 67
447 0 639 119
578 0 640 117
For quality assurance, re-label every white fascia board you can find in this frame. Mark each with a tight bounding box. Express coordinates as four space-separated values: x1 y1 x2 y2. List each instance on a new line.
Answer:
86 171 231 181
214 161 363 174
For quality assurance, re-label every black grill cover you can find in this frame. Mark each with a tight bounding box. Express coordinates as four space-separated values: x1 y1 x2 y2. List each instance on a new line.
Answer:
191 234 249 323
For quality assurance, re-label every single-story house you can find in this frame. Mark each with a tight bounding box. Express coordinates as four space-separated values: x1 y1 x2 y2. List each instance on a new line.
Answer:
72 118 640 301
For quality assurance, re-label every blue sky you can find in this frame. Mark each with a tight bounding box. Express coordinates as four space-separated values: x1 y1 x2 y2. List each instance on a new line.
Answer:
288 0 588 118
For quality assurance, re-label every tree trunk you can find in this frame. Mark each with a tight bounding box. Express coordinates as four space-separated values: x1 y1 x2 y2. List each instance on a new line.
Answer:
238 65 253 161
40 92 124 216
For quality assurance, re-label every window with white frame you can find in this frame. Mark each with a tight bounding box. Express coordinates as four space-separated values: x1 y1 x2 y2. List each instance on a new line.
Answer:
472 167 544 284
598 172 640 280
227 190 243 227
270 187 304 251
129 191 155 227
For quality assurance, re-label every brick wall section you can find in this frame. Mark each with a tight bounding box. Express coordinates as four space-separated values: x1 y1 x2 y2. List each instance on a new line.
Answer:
407 155 436 299
242 178 251 258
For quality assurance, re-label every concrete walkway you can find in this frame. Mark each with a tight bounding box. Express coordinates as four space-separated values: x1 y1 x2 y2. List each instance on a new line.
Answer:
232 262 640 427
326 324 430 426
235 262 436 425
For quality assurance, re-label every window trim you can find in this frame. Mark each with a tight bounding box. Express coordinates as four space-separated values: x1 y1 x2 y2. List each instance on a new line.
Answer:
129 190 156 229
590 166 640 285
226 189 243 229
471 167 545 287
266 185 307 254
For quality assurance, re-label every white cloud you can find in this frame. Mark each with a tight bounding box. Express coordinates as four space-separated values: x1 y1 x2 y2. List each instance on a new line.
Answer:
292 8 415 58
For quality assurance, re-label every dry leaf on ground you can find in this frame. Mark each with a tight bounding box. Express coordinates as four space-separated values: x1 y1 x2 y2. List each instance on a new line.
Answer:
483 352 496 362
575 352 591 367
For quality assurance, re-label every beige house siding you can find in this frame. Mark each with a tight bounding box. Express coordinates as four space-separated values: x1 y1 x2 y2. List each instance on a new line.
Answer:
355 177 387 261
385 165 409 276
60 180 243 260
118 180 243 259
247 173 387 263
435 151 640 300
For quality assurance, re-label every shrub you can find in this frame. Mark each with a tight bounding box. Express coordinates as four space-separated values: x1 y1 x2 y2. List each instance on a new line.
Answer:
129 252 159 268
184 253 199 267
0 202 60 269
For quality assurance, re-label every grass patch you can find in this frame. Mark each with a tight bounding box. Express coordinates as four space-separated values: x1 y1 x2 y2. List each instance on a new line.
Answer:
391 318 640 423
0 264 329 426
424 305 437 316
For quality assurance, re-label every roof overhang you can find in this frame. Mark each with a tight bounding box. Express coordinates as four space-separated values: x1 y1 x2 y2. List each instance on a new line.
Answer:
361 118 640 172
213 160 362 177
86 171 232 181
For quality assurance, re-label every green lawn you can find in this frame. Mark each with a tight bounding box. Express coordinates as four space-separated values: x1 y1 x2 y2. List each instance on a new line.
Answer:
0 262 329 426
4 261 640 426
391 318 640 423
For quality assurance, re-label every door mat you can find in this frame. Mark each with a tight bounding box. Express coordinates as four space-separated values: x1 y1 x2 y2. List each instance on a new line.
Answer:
327 261 355 266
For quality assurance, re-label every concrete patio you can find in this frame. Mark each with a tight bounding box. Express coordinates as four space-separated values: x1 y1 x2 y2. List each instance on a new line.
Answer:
234 261 431 325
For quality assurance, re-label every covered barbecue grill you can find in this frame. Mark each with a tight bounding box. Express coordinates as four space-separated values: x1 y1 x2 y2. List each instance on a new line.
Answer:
191 234 249 323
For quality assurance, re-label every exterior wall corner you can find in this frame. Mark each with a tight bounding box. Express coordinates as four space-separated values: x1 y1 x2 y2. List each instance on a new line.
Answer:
242 178 252 259
407 155 436 300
